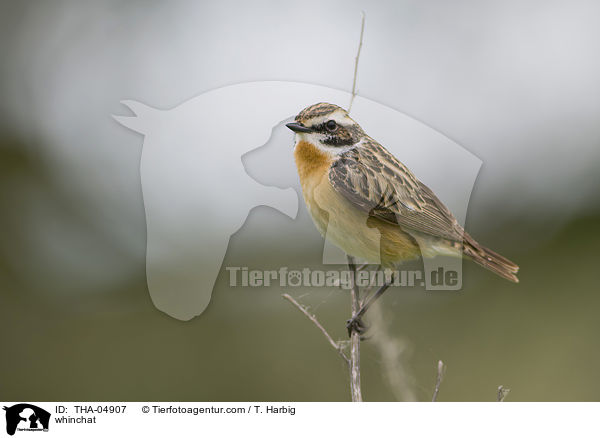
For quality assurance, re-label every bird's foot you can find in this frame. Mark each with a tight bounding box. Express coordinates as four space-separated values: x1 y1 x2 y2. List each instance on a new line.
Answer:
346 315 369 337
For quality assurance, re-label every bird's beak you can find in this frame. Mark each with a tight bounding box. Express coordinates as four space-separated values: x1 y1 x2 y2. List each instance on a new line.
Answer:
286 122 313 133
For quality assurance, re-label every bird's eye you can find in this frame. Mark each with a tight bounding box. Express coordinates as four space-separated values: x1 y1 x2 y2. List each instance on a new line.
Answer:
326 120 337 132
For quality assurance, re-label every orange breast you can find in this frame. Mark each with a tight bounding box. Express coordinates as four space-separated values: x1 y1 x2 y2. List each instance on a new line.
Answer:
294 140 421 266
293 141 333 185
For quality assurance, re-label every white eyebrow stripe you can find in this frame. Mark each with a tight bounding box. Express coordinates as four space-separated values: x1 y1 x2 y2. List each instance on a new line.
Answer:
308 110 352 127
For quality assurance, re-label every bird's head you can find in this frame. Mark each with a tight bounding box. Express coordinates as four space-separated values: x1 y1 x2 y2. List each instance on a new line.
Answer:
286 102 364 153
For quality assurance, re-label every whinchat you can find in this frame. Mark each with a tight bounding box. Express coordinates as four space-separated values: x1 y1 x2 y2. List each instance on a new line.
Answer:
287 103 519 290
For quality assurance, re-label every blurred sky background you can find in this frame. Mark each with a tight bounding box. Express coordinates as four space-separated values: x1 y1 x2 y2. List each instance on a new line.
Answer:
1 0 599 401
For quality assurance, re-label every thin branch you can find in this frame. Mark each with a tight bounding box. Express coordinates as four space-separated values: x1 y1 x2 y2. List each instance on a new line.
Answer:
347 255 363 402
282 294 349 363
345 12 366 402
432 360 446 402
497 385 510 402
348 11 365 113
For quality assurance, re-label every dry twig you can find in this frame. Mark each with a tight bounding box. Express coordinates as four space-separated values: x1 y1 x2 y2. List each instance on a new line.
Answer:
432 360 445 402
497 385 510 402
345 14 366 401
348 11 365 113
282 294 349 363
347 255 363 402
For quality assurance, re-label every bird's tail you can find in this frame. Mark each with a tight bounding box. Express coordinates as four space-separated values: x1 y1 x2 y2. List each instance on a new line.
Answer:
462 233 519 283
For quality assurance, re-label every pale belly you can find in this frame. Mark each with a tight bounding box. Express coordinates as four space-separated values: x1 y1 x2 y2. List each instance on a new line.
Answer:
301 174 422 267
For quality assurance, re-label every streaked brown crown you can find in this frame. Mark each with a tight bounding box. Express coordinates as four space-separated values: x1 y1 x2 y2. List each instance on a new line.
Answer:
295 102 343 124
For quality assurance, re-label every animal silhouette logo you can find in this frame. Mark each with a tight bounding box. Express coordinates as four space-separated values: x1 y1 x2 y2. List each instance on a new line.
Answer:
114 81 482 320
3 404 50 435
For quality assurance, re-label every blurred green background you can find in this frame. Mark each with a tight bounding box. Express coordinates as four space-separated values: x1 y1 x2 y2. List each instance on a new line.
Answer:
1 133 599 401
1 0 600 401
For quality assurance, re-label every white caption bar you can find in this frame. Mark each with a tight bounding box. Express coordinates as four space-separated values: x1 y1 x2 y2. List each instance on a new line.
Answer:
0 402 597 438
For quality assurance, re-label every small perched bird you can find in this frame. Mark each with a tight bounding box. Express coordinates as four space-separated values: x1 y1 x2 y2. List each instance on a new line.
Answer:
287 103 519 290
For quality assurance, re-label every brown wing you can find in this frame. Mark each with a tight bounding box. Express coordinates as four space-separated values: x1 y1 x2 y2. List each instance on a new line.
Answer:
329 138 466 242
